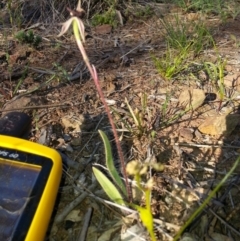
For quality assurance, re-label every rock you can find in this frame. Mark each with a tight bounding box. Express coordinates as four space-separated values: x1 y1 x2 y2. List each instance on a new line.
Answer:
65 210 82 222
194 129 202 139
179 128 194 141
198 114 240 136
179 89 205 111
224 72 240 88
2 96 31 114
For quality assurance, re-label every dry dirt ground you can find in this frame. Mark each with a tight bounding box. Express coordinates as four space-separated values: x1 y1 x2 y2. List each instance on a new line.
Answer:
1 2 240 241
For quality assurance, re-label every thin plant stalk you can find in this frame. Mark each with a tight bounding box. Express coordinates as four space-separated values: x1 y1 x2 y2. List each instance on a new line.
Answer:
58 5 131 201
76 30 131 202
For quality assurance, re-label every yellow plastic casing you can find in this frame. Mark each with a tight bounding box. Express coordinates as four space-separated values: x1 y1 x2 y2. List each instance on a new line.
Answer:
0 135 62 241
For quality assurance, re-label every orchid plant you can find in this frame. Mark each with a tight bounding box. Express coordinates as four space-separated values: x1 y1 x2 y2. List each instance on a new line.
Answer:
58 0 131 201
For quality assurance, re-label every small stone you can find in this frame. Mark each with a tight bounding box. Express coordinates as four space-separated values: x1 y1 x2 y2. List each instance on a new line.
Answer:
93 24 112 34
224 72 240 87
194 129 202 139
63 134 72 142
179 89 205 111
65 210 82 222
179 128 194 140
198 114 240 136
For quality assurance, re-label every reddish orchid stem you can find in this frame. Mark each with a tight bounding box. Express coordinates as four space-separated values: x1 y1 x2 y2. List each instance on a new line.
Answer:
92 66 131 202
75 32 131 201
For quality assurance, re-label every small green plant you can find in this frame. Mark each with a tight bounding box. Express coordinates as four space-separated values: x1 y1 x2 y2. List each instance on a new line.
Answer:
203 58 226 109
112 94 158 138
52 63 69 81
15 30 42 47
172 0 225 14
135 5 153 19
152 45 191 81
93 130 164 241
124 96 148 137
161 15 189 51
91 8 117 26
172 0 239 21
161 15 214 54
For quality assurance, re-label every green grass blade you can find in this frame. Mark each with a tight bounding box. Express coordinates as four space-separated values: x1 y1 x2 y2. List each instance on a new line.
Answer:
92 167 125 206
173 155 240 241
98 130 127 196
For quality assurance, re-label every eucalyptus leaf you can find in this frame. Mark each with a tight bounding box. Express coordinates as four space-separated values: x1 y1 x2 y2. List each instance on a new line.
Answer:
99 130 127 196
92 167 125 206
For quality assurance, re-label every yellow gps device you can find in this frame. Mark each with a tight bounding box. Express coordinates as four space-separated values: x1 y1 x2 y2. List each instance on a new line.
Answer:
0 112 62 241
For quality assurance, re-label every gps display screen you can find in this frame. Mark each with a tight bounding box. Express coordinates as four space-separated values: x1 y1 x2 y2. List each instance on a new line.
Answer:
0 158 41 240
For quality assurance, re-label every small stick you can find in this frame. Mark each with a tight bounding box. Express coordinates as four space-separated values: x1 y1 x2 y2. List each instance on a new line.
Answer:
174 142 240 149
54 181 97 224
1 103 72 113
77 207 93 241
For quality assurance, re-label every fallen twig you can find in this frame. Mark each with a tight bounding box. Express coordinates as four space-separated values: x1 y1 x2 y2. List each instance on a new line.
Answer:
77 207 93 241
54 181 97 224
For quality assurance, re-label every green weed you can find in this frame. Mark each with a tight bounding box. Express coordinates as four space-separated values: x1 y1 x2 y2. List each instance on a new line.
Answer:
135 5 154 19
204 58 227 109
6 0 23 27
15 30 42 48
112 94 157 138
173 0 225 14
172 0 239 21
152 45 191 81
91 8 117 26
161 15 214 54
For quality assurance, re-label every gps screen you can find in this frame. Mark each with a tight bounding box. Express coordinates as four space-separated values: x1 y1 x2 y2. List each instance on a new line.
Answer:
0 158 41 240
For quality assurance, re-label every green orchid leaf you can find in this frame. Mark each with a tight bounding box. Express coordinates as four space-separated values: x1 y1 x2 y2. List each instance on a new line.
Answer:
93 167 125 206
99 130 127 196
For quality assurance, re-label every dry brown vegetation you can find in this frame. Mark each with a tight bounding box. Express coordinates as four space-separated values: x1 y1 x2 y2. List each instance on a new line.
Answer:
1 0 240 240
